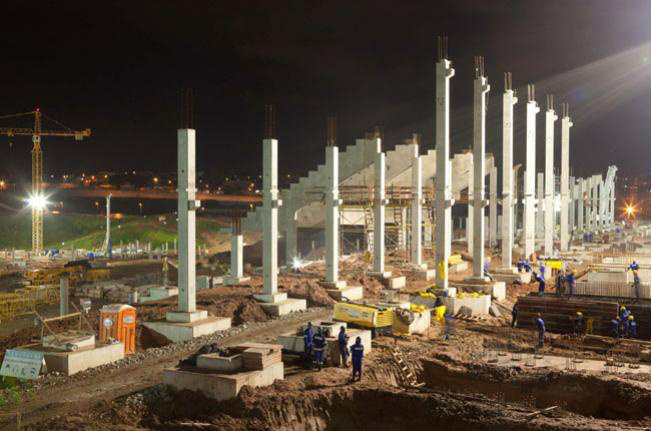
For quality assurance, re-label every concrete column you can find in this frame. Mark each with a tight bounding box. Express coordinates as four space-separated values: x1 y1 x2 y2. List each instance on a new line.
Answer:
592 175 601 231
372 140 387 275
489 165 497 248
569 176 575 237
261 138 282 297
410 142 423 267
577 178 585 232
523 86 540 258
227 218 245 283
177 129 199 313
560 110 573 251
435 55 455 289
609 179 616 226
472 62 490 279
467 159 474 254
544 103 558 256
60 277 69 316
325 145 341 283
284 208 298 265
105 194 112 259
536 172 544 239
500 82 517 269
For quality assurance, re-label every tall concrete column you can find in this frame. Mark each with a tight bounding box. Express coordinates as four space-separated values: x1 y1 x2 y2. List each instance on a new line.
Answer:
472 56 490 279
177 129 199 314
592 175 601 231
536 172 544 239
105 194 112 258
435 44 455 289
60 277 69 316
372 140 387 275
489 165 497 248
560 105 573 251
467 159 474 254
500 75 517 270
260 137 282 298
569 176 575 237
325 138 341 284
410 140 423 267
577 178 585 232
544 97 558 256
226 217 249 285
523 85 540 259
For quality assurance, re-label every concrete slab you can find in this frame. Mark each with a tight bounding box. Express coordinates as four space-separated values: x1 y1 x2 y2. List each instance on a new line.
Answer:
28 342 125 376
254 292 288 303
441 295 491 315
449 261 469 273
326 285 364 301
166 310 208 323
369 271 392 279
163 361 283 401
451 280 506 301
224 276 251 286
143 316 231 343
487 352 651 374
492 268 532 284
197 353 242 372
258 298 307 317
393 309 431 335
381 275 406 290
139 286 179 303
320 280 347 289
413 268 436 281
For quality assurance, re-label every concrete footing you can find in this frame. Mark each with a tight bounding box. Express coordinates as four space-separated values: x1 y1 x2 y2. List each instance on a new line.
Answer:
325 285 364 301
452 279 506 301
413 267 436 281
143 312 232 343
254 292 307 316
381 276 406 290
440 294 491 315
28 341 125 376
224 275 251 286
139 286 179 303
492 268 532 284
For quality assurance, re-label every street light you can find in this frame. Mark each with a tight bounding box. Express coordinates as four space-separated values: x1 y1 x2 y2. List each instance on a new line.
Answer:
26 193 48 210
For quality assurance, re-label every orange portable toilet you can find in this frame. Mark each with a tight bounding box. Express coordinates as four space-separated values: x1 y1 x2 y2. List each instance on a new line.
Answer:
99 304 136 354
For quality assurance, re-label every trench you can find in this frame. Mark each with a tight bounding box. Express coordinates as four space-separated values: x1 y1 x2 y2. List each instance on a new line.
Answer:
420 359 651 420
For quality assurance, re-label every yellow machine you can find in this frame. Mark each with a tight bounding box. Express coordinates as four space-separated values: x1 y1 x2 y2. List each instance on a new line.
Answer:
26 260 110 286
333 302 393 336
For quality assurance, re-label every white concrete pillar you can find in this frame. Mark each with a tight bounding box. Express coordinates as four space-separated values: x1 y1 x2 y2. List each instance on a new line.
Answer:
105 194 112 258
325 144 341 283
435 55 455 289
560 109 572 251
467 159 474 254
544 102 558 256
230 227 244 279
500 81 517 269
372 140 387 274
536 172 544 239
569 176 575 237
523 86 540 258
489 165 497 248
579 178 585 231
261 138 281 297
410 142 423 267
592 175 601 231
177 129 199 313
472 61 490 279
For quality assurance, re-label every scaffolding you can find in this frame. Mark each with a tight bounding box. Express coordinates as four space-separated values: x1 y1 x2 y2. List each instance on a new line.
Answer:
0 285 60 322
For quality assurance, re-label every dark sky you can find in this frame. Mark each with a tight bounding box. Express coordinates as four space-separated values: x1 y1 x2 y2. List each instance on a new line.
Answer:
1 0 651 185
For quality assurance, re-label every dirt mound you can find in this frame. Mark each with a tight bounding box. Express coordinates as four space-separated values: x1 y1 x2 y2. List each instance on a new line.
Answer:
283 280 335 307
202 296 269 326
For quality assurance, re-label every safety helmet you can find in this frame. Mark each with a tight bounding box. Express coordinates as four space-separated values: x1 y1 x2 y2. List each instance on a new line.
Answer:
576 311 583 317
629 315 635 320
620 306 626 311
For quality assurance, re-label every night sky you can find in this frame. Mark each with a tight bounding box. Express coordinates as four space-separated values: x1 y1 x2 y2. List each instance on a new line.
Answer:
1 0 650 187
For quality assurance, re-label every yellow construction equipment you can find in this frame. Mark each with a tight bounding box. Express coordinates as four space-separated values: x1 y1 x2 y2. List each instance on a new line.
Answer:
0 109 91 253
333 301 393 336
26 260 110 286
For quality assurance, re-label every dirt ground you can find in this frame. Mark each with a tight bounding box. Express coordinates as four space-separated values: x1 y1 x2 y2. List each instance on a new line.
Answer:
3 232 651 431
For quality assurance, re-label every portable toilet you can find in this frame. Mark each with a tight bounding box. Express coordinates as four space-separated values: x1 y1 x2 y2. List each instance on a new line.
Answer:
99 304 136 354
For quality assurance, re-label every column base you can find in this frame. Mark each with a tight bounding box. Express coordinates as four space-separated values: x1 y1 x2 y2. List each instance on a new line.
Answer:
254 293 307 316
224 275 251 286
143 309 231 343
413 267 436 281
320 280 364 301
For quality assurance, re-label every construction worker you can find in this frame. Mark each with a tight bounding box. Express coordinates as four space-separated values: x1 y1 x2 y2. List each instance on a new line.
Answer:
303 322 314 367
566 269 576 299
632 269 641 300
337 326 349 367
517 257 525 273
539 263 546 279
511 303 518 328
483 261 494 281
535 313 545 349
555 271 566 297
610 317 622 338
628 261 640 273
351 336 364 382
573 311 585 336
619 306 631 335
533 271 545 296
628 315 637 338
312 328 326 371
524 260 532 273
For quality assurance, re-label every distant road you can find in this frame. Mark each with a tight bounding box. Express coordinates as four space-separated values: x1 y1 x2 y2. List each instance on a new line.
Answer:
47 186 262 203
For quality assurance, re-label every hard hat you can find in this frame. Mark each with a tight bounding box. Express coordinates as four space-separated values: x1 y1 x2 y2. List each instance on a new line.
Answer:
620 306 626 311
629 315 635 320
576 311 583 317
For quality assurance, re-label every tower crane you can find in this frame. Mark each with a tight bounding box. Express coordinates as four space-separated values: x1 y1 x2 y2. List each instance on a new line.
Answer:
0 109 91 253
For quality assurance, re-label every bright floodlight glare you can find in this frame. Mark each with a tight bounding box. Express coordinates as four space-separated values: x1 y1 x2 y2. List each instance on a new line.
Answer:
292 257 303 270
27 194 48 210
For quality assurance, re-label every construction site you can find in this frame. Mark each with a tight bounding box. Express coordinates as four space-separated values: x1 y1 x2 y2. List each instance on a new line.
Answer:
3 2 651 430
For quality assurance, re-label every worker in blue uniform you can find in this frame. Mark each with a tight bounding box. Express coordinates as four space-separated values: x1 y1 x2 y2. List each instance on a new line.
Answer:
312 328 326 371
610 317 622 338
351 336 364 382
573 311 585 336
303 322 314 367
566 269 576 299
628 261 640 273
533 271 545 296
337 326 349 367
535 313 545 348
517 257 525 273
628 315 637 338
